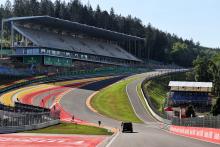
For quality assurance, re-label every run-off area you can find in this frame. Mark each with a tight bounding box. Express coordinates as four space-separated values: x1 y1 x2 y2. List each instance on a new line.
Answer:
0 134 106 147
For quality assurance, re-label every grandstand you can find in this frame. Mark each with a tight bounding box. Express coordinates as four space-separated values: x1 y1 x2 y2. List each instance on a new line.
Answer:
1 16 144 69
166 81 213 116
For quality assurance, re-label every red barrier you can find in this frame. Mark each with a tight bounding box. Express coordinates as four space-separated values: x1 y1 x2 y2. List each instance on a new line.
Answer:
170 125 220 144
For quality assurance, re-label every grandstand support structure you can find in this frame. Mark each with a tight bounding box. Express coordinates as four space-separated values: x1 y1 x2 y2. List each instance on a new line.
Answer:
2 16 145 68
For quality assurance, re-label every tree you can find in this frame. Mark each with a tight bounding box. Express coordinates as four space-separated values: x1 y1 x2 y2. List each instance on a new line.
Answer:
94 5 102 27
69 0 82 22
171 42 198 67
27 0 40 16
0 0 214 67
39 0 54 16
4 0 12 18
208 54 220 96
59 1 70 20
193 55 212 82
212 97 220 116
85 4 95 26
54 0 61 18
0 4 4 19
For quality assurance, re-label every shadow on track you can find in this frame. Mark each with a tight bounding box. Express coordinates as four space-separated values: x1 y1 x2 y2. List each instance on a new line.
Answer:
80 76 126 91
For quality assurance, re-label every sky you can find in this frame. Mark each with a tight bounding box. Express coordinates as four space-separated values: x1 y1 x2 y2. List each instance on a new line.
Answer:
1 0 219 48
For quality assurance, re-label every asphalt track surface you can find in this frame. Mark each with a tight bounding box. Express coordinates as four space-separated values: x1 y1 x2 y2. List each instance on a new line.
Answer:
60 71 219 147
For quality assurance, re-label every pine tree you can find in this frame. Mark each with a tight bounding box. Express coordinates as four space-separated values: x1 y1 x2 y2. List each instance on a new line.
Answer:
39 0 54 16
29 0 39 16
54 0 61 18
4 0 12 18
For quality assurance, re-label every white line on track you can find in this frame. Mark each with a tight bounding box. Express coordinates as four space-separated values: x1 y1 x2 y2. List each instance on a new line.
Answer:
105 131 120 147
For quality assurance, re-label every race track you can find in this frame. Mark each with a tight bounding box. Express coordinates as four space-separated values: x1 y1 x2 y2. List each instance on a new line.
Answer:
60 71 219 147
1 71 219 147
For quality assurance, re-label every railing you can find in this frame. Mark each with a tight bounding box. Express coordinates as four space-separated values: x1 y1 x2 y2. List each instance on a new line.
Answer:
172 116 220 128
0 111 57 127
0 102 58 128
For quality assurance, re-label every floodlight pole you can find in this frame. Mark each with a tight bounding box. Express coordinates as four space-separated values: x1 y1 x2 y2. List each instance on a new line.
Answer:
0 19 4 59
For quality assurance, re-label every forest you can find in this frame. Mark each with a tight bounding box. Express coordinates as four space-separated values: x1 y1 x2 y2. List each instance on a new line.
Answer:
193 52 220 115
0 0 219 67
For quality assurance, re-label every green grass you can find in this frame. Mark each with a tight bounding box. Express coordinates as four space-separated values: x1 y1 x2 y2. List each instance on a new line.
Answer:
143 72 191 112
145 80 167 112
91 78 142 123
23 123 113 135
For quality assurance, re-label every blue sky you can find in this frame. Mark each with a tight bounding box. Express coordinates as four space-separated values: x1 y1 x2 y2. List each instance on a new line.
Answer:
1 0 219 48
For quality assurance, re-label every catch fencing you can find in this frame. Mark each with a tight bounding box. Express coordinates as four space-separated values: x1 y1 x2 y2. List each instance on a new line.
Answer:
0 111 59 128
172 116 220 129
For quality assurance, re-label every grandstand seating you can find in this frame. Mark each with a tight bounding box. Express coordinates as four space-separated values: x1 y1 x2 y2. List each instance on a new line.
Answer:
170 91 210 105
15 25 139 62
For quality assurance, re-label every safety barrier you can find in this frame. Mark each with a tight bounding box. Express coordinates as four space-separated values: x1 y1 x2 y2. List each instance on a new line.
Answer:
170 125 220 144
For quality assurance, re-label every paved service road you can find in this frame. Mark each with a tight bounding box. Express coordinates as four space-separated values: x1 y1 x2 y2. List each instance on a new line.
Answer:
61 71 219 147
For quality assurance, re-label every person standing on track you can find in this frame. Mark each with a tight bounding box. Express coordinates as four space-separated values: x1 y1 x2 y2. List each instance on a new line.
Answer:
98 120 101 127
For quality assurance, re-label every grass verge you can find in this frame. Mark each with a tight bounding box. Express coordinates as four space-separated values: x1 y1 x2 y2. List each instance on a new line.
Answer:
91 78 142 123
23 123 113 135
142 72 191 112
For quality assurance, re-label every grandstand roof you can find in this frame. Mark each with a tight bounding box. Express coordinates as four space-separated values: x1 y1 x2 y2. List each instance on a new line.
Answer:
4 16 145 42
169 81 213 88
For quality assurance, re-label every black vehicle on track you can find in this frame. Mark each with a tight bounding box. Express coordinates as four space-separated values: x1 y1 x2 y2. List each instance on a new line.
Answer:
121 122 133 133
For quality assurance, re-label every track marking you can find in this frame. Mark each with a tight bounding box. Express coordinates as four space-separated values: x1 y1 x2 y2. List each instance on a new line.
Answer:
105 131 120 147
